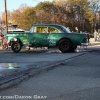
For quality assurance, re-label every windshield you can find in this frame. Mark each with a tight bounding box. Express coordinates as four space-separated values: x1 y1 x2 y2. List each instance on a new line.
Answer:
30 26 37 33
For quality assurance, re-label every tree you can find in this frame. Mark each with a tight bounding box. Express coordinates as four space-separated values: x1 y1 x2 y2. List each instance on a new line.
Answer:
65 0 95 32
11 9 22 25
11 4 34 30
11 4 28 25
19 7 37 30
35 1 54 23
0 0 97 32
90 0 100 30
47 0 71 25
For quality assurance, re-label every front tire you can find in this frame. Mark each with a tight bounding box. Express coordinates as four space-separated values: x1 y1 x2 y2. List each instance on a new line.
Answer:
11 42 22 53
58 39 72 53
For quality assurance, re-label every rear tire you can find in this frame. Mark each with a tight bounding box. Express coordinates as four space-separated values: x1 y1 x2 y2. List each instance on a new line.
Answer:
58 39 72 53
11 42 22 53
70 46 77 51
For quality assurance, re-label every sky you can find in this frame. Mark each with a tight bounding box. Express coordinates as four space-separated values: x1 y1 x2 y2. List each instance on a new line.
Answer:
0 0 52 14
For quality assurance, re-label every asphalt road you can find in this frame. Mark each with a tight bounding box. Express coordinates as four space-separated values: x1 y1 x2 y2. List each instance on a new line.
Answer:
0 48 84 62
0 44 100 100
0 48 85 76
0 47 86 90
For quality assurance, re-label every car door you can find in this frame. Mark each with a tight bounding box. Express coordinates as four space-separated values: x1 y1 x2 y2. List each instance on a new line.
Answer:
48 27 63 47
32 27 49 47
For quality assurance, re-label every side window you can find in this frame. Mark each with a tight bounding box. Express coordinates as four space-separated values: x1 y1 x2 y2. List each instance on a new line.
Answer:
37 27 41 33
34 27 37 32
37 27 48 33
48 27 58 34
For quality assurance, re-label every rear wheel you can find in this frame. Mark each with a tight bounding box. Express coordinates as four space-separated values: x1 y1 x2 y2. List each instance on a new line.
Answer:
58 39 72 53
70 46 77 51
11 42 22 53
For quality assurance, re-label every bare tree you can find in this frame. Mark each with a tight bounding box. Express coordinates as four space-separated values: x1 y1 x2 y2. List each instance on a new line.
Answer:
90 0 100 29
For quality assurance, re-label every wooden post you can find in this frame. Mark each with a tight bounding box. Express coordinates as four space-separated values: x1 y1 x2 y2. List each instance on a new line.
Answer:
4 0 8 34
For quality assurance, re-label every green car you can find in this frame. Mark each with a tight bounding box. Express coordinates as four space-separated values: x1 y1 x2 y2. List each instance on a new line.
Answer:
6 24 88 53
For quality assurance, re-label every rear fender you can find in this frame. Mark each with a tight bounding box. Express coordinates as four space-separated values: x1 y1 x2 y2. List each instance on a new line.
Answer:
56 38 73 46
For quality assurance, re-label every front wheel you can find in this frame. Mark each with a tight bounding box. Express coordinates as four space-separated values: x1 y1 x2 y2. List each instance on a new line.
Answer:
11 42 22 53
58 39 72 53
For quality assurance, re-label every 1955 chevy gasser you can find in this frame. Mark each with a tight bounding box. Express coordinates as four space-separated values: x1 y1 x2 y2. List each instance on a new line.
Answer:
6 24 88 53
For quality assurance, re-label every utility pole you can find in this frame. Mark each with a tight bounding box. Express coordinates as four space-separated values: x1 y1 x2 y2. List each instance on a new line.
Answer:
4 0 8 33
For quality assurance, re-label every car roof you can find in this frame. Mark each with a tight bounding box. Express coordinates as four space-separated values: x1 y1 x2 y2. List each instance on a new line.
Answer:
33 24 65 29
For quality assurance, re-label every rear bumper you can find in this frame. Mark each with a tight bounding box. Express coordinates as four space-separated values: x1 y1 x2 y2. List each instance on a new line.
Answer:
81 43 89 46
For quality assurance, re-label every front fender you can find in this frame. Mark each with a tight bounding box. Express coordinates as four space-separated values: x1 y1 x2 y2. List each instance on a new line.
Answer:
9 38 22 46
10 38 18 42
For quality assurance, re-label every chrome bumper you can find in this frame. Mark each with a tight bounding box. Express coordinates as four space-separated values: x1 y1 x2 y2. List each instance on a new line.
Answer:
81 43 89 46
